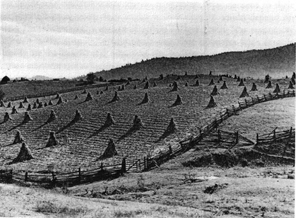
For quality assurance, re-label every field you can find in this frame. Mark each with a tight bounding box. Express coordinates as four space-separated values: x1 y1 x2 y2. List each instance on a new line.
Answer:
0 74 294 174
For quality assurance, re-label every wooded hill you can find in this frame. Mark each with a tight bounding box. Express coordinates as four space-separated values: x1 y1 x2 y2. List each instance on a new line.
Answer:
94 43 295 80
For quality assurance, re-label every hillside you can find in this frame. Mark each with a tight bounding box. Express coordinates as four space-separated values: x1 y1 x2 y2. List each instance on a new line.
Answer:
93 43 295 80
0 73 294 173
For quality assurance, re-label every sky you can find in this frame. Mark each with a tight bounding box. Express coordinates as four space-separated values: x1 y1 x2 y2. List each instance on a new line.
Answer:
1 0 295 79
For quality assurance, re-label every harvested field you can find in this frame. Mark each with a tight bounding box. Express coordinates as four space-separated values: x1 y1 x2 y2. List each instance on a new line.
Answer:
0 75 294 174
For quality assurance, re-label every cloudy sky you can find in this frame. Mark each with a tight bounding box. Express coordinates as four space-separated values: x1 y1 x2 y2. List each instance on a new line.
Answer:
1 0 295 78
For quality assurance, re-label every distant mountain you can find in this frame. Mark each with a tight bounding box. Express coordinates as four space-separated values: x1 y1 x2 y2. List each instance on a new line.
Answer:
93 43 295 80
30 75 52 80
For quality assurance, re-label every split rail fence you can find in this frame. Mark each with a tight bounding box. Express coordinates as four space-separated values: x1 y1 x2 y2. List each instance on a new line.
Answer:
0 90 295 187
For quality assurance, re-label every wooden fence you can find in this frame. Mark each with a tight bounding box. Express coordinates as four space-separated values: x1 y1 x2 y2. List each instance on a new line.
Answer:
0 90 294 187
256 127 295 145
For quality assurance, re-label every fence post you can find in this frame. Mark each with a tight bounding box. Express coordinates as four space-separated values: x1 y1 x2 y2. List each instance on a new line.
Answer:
100 162 104 171
78 168 81 184
121 158 126 173
10 169 13 182
168 145 172 154
289 127 293 139
245 99 248 107
138 159 141 171
217 130 221 144
143 157 146 170
51 172 56 186
256 133 259 144
226 108 229 117
273 129 276 141
25 172 28 182
235 131 239 144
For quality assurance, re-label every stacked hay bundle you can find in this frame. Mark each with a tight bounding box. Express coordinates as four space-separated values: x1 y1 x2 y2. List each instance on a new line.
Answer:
46 132 58 147
56 97 64 105
38 102 43 108
11 106 18 114
238 79 244 86
13 130 24 144
99 139 118 159
288 81 294 89
208 79 215 86
132 115 144 130
171 81 178 91
85 92 93 101
23 97 29 103
55 93 60 99
211 85 219 95
3 112 12 122
194 80 199 86
220 81 228 89
19 102 24 108
239 86 249 98
23 112 33 123
250 83 258 91
110 91 120 102
33 102 37 109
164 118 177 134
273 83 280 93
27 104 32 111
12 142 34 163
144 81 149 89
266 81 272 88
206 96 217 108
73 109 83 121
172 94 183 106
104 113 115 126
46 110 57 123
140 93 149 104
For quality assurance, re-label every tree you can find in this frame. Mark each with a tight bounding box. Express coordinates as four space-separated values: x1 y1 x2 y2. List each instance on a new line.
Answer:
0 89 5 101
1 76 10 84
86 73 98 84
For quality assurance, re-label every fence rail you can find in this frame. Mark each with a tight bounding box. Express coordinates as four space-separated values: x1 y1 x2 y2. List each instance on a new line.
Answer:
0 90 294 187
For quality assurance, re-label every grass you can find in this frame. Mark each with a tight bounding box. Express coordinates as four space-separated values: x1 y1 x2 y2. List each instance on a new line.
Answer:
35 200 89 216
68 165 294 218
